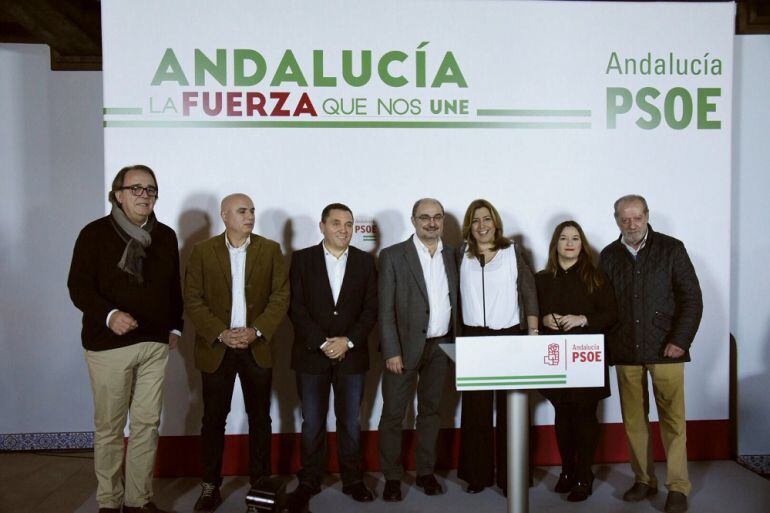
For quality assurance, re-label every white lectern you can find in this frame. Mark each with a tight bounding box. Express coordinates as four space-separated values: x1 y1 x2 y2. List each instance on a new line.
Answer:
442 334 605 513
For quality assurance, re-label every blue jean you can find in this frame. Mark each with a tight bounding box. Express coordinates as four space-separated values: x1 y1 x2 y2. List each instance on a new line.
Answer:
295 368 365 489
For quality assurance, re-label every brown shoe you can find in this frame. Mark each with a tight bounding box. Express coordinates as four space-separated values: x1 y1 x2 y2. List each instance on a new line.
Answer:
622 482 658 502
665 491 688 513
123 502 171 513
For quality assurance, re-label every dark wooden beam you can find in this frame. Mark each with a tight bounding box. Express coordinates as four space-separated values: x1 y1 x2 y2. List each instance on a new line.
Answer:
0 0 101 70
737 0 770 34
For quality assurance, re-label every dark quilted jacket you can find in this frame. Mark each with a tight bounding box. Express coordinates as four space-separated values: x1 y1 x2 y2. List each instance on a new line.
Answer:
599 226 702 365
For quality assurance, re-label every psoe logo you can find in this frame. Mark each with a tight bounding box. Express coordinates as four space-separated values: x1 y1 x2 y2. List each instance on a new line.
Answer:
544 343 560 366
353 219 378 252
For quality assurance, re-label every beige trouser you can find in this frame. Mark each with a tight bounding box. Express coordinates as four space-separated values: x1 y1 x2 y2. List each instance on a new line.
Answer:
616 363 691 495
85 341 169 508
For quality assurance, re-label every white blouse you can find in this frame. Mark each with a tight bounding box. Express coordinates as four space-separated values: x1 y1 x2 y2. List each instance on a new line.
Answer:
460 245 520 329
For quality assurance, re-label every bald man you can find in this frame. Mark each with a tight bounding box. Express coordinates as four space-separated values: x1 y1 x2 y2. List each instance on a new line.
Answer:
184 193 289 512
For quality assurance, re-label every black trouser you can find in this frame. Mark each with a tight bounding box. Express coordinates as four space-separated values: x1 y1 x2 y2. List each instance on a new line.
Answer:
457 324 522 490
551 399 601 483
201 347 273 486
295 368 365 490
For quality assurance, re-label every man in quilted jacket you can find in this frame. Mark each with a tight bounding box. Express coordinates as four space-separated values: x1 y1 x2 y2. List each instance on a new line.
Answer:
600 194 702 513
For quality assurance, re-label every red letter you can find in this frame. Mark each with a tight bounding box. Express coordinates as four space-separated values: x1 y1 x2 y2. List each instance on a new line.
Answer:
227 92 242 116
245 92 267 116
202 92 223 116
182 92 198 116
572 352 579 362
270 92 291 117
294 92 318 116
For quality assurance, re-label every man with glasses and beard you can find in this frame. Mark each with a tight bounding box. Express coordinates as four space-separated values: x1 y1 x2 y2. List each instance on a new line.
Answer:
377 198 459 502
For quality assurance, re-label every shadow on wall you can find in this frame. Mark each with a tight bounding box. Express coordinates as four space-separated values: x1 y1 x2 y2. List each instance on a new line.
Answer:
163 204 481 448
163 197 216 436
737 317 770 456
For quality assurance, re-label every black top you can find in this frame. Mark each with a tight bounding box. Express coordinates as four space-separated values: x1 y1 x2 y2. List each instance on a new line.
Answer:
68 216 184 351
289 243 378 374
599 225 702 365
535 265 617 403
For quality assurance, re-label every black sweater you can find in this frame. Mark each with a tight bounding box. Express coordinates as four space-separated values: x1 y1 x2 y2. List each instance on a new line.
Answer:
68 216 184 351
535 266 617 402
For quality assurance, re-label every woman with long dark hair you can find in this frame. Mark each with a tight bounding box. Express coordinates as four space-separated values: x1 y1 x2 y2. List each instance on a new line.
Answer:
456 199 539 494
536 220 617 501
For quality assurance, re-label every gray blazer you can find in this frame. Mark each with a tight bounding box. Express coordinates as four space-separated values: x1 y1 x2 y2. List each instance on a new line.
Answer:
456 240 539 329
378 235 459 369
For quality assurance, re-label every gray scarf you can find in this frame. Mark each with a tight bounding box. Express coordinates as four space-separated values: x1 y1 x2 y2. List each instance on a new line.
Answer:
109 199 154 283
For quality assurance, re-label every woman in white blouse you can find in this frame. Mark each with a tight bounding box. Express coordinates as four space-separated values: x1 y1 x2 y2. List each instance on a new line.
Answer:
456 199 539 494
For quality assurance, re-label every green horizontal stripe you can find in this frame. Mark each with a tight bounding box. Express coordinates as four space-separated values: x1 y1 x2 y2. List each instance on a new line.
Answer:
458 374 566 381
458 380 567 387
477 109 591 117
103 120 591 130
103 107 143 115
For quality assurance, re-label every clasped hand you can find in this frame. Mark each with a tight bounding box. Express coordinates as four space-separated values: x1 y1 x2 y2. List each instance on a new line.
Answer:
220 328 257 349
542 313 586 332
322 337 349 361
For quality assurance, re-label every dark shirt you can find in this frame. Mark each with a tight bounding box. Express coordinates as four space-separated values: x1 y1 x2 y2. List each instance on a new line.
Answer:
68 215 184 351
535 265 617 402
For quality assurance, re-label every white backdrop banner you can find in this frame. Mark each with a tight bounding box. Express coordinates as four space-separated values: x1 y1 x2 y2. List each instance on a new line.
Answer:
101 0 734 436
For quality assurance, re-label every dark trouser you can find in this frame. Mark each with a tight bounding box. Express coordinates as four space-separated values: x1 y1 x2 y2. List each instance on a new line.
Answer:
378 337 449 480
458 389 508 489
457 324 522 490
295 368 365 490
201 347 273 486
551 399 601 483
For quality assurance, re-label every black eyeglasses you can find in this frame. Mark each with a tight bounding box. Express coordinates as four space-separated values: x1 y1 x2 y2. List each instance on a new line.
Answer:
118 185 159 197
415 214 444 223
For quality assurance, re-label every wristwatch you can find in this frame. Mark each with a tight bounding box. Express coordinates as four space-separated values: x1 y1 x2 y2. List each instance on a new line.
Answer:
347 339 354 349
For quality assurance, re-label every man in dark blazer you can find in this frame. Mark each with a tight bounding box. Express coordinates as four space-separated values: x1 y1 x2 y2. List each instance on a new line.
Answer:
286 203 378 508
377 198 459 501
184 193 289 512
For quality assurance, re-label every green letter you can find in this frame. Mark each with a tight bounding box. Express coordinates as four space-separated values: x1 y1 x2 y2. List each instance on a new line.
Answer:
664 87 693 130
605 52 621 74
697 88 721 129
234 49 266 86
313 50 336 87
194 49 227 86
378 51 408 87
606 87 632 129
431 51 467 88
342 50 372 87
151 48 188 86
635 87 661 130
271 50 308 87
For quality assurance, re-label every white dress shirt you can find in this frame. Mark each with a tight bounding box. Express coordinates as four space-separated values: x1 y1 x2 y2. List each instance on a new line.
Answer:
226 235 250 328
460 246 520 329
323 242 349 305
412 235 451 338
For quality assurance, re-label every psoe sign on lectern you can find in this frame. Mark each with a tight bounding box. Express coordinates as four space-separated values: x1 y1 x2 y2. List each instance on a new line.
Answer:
454 334 605 391
443 334 605 513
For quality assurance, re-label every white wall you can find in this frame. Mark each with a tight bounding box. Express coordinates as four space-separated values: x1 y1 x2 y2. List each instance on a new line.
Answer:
1 36 769 453
731 35 770 455
0 44 103 433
